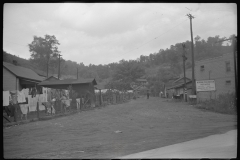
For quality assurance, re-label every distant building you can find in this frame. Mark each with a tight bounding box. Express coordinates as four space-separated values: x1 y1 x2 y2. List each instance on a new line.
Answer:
181 52 236 101
166 77 192 100
135 78 148 86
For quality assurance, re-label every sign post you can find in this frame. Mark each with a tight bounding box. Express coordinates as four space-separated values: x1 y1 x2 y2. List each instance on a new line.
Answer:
184 88 188 102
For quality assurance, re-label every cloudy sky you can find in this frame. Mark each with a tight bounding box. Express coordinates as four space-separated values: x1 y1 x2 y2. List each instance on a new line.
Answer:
3 3 237 66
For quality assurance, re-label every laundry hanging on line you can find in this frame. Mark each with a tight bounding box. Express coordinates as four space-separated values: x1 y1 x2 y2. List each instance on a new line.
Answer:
19 104 29 115
3 91 10 106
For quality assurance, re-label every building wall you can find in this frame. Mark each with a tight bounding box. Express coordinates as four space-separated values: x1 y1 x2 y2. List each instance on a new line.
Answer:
3 67 17 91
184 53 235 101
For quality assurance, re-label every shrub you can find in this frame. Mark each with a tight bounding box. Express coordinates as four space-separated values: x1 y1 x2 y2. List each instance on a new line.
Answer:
197 92 236 114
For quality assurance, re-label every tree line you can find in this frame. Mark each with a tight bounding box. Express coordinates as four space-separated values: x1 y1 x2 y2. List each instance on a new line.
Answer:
3 34 235 94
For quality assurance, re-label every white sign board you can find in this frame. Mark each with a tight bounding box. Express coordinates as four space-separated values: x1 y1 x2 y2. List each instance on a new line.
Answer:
189 95 196 98
196 80 216 92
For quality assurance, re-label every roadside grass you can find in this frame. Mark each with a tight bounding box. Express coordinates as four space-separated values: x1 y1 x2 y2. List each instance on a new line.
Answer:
196 93 237 115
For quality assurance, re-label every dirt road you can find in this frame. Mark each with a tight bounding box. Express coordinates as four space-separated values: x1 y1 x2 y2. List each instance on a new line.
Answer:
3 97 237 158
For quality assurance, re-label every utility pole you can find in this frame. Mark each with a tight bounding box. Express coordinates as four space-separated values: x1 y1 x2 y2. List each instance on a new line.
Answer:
77 65 78 79
233 36 237 108
182 43 187 102
58 54 62 80
187 13 196 95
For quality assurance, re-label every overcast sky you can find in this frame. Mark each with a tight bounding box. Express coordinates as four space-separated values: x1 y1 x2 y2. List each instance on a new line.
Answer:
3 3 237 66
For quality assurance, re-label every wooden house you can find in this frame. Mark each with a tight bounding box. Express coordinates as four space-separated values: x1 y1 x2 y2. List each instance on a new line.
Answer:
3 62 44 91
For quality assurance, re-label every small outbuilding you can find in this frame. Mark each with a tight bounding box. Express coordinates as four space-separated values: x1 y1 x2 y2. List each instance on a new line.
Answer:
38 78 97 107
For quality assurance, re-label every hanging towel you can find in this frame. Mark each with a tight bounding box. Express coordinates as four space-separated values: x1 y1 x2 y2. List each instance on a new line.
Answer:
3 91 10 106
47 89 51 102
28 95 37 112
17 91 26 103
22 88 29 98
29 105 37 112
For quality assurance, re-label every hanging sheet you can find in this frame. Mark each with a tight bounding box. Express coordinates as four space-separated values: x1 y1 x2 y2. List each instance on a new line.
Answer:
17 90 26 103
3 91 10 106
19 104 29 114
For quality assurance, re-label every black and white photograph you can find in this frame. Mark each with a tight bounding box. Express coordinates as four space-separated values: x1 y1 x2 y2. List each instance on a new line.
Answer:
3 3 237 158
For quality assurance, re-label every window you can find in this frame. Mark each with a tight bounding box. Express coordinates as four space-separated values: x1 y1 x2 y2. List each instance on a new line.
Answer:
226 80 231 85
226 61 231 72
200 65 204 71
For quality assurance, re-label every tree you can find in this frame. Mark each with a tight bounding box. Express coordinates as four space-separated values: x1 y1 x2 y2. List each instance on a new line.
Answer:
28 34 60 77
157 68 177 84
107 60 145 91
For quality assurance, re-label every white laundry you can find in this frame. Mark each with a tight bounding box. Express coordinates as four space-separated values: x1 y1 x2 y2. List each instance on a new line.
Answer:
38 104 46 111
76 98 81 109
29 105 37 112
3 91 10 106
19 104 29 114
17 90 26 103
28 95 37 112
42 87 48 102
22 88 29 98
62 99 72 107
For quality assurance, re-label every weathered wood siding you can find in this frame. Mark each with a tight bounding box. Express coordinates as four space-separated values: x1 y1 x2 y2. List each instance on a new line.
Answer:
3 67 17 91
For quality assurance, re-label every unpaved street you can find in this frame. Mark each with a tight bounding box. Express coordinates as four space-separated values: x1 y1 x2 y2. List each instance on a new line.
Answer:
3 97 237 158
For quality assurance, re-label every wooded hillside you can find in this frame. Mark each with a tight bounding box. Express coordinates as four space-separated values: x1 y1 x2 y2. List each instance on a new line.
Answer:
3 34 234 94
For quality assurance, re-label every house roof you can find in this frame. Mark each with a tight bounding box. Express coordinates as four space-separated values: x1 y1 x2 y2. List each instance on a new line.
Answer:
38 78 97 87
44 75 63 81
32 68 47 77
166 81 192 90
3 62 43 82
172 77 191 84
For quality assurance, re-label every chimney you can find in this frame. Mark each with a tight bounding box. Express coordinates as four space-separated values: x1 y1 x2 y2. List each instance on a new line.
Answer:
12 60 18 66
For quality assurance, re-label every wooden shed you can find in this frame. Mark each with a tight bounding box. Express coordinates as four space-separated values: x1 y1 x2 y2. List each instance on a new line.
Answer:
38 78 97 107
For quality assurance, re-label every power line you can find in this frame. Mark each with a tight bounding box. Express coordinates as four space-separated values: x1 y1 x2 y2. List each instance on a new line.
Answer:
124 17 188 55
4 40 28 48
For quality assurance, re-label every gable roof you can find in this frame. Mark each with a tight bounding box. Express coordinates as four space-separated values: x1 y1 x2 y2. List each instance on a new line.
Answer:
3 62 43 82
44 75 63 81
173 77 191 84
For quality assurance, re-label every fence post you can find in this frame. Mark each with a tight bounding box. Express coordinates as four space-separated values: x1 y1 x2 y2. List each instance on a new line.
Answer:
13 104 18 122
37 102 39 119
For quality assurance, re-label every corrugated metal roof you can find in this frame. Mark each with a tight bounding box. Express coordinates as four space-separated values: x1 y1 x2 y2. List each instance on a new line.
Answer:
38 78 97 86
3 62 43 82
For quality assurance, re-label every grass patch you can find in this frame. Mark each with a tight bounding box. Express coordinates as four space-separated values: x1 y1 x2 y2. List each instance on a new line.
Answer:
196 92 236 115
